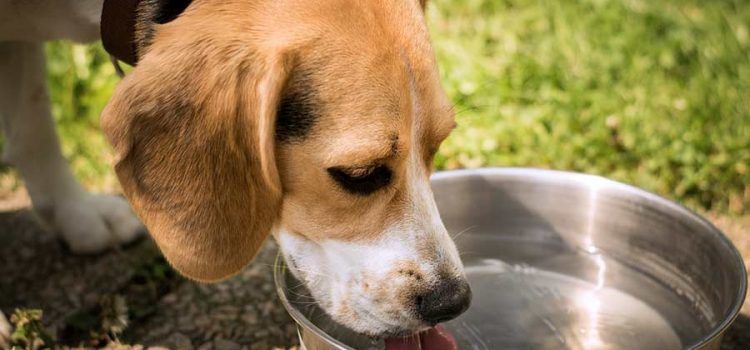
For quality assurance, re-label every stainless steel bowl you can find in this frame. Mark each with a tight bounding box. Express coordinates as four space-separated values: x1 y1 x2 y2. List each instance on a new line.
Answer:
275 168 747 350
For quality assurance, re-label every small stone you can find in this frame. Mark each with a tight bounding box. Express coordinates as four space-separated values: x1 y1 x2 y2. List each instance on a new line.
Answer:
249 340 268 350
214 339 241 350
260 302 274 316
197 342 213 350
213 306 239 321
178 316 197 332
271 311 289 323
162 293 178 304
241 312 259 325
255 329 269 338
150 323 173 339
194 315 211 328
162 332 194 350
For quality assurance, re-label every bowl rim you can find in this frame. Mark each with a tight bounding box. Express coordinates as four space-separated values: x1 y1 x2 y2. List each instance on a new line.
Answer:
273 167 748 350
274 254 355 350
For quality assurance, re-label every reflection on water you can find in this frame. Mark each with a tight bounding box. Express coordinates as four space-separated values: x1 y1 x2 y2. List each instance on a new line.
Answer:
449 258 682 350
286 234 712 350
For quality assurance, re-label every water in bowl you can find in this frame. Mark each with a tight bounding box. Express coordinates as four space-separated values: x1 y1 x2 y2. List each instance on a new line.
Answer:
447 234 713 350
286 234 714 350
453 258 680 349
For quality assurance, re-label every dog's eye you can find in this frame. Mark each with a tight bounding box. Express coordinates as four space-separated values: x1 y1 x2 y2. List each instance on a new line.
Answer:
327 165 392 195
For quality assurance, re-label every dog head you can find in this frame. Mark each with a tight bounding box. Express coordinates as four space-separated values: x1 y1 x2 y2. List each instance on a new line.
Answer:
102 0 469 336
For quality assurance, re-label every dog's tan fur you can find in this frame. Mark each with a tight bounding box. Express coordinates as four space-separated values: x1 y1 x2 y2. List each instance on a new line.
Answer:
0 0 469 336
102 0 455 284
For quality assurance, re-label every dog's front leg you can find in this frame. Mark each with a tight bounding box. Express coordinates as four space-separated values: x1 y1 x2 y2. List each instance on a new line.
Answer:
0 41 143 253
0 310 9 349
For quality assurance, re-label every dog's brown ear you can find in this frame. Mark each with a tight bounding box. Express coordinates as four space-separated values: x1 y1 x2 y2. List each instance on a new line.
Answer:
101 37 288 282
419 0 427 10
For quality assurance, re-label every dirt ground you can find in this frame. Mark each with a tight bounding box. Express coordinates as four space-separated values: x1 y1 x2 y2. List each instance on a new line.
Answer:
0 189 748 350
0 209 298 350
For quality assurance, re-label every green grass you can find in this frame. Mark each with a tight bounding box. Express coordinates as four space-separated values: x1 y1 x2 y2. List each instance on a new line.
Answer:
429 0 750 213
43 42 123 192
2 0 748 213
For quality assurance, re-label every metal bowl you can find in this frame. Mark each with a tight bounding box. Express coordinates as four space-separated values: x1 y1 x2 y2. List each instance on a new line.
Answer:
275 168 747 350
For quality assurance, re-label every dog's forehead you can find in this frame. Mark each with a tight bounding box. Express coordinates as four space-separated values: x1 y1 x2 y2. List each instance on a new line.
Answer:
279 0 437 87
271 0 454 164
300 53 451 167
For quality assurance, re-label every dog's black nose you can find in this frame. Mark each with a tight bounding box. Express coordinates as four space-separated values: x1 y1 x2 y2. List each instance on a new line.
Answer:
416 277 472 324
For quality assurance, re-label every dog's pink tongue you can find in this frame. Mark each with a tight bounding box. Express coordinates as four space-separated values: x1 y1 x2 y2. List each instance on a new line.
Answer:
384 326 457 350
384 334 421 350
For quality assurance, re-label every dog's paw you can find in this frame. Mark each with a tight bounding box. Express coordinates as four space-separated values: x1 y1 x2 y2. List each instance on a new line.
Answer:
53 194 145 254
0 311 10 349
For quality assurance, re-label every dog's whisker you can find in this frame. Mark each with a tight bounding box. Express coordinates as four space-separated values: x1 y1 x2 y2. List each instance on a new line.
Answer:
457 250 480 258
451 225 477 241
289 299 320 306
286 289 318 303
288 280 315 292
247 261 333 280
292 267 333 279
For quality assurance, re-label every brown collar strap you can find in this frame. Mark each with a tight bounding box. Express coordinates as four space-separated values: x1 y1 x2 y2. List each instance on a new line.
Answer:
101 0 142 66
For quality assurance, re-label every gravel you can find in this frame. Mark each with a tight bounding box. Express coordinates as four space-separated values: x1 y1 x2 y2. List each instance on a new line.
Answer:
0 208 298 349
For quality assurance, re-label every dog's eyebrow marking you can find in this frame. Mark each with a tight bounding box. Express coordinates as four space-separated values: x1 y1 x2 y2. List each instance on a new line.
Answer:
276 71 317 143
328 133 401 169
361 134 401 165
136 0 194 56
152 0 194 24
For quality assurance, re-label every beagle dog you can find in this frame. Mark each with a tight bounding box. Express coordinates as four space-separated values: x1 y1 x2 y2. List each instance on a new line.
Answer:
1 0 471 339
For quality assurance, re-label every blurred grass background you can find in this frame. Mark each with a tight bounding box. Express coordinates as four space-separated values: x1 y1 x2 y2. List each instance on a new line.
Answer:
2 0 749 214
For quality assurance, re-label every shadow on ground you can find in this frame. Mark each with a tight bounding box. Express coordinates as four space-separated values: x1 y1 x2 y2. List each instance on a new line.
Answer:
0 208 298 350
722 314 750 350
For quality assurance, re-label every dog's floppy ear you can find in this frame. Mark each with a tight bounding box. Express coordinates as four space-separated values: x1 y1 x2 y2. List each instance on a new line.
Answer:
101 37 288 282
